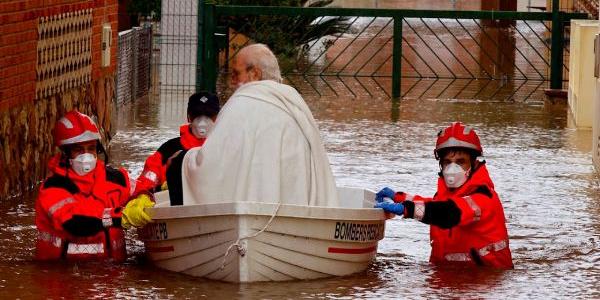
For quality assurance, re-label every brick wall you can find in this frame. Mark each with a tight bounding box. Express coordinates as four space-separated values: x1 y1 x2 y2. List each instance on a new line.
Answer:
0 0 119 199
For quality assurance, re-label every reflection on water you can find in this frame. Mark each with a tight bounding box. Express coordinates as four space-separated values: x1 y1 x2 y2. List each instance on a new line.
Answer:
2 90 600 298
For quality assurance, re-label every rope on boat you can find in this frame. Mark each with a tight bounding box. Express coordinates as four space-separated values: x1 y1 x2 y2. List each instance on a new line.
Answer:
219 201 283 270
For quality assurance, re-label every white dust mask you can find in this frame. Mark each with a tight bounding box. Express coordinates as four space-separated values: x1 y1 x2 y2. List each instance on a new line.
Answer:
70 153 97 176
191 116 214 139
442 162 470 188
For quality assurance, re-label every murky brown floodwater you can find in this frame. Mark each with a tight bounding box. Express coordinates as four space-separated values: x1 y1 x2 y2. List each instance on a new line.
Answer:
1 1 598 297
2 89 599 298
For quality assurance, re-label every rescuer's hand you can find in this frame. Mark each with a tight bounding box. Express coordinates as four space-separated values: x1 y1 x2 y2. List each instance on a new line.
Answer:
122 194 155 229
375 187 396 203
374 201 405 215
160 181 168 191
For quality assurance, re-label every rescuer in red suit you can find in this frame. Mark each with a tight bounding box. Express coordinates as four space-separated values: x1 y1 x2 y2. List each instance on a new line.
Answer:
375 122 513 269
35 110 153 261
133 91 220 197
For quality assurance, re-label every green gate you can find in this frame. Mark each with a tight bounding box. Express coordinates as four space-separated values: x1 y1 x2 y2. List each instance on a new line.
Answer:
196 3 587 101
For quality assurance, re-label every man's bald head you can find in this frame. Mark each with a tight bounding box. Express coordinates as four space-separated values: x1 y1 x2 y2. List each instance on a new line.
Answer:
230 44 282 89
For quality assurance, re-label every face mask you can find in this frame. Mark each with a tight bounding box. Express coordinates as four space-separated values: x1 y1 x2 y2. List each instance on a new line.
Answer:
191 116 214 139
442 162 470 188
70 153 97 176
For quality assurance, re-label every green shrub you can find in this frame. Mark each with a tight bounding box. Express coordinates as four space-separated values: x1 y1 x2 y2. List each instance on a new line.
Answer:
211 0 347 61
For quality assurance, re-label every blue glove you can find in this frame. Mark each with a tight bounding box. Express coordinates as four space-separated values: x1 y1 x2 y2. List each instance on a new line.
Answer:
375 187 396 203
374 201 405 215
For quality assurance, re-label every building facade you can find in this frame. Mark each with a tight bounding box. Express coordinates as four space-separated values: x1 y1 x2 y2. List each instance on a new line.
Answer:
0 0 118 199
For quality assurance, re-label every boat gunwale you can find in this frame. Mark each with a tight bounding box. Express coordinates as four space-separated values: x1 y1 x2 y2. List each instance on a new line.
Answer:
147 201 387 221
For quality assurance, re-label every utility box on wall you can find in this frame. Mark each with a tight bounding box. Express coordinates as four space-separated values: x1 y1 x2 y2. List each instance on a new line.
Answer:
568 20 599 129
102 23 112 67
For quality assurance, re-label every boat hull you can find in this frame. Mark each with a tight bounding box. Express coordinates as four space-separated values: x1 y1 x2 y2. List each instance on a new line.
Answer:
139 187 386 282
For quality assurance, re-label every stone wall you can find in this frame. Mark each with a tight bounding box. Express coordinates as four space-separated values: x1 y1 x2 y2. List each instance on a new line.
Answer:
0 78 114 198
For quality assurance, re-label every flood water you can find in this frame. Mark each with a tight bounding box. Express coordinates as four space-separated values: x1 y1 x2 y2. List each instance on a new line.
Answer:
1 89 600 298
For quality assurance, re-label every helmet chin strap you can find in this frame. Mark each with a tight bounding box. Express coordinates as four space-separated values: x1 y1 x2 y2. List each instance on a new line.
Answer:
60 148 71 177
97 141 109 164
59 147 71 167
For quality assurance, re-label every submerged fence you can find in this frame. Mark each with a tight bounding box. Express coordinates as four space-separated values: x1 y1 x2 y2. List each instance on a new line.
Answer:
116 26 152 105
159 3 588 101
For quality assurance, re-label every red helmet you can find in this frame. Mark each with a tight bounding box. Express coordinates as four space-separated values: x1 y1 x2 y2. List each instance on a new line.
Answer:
53 110 101 147
435 122 482 159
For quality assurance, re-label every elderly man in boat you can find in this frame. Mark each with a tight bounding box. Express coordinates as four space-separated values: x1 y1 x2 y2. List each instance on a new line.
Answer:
167 43 339 207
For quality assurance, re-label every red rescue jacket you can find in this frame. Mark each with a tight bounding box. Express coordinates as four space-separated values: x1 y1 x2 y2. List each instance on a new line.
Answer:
134 124 205 194
401 163 513 269
35 154 132 261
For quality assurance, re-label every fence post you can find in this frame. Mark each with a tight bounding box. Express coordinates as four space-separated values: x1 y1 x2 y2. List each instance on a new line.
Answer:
196 0 204 92
550 0 564 90
392 16 403 99
203 4 217 93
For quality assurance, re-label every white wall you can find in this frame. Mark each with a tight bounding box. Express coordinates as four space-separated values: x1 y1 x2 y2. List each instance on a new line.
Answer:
568 20 599 129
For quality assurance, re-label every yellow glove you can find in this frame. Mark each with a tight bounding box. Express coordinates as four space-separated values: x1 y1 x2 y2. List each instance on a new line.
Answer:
160 181 168 191
122 194 155 229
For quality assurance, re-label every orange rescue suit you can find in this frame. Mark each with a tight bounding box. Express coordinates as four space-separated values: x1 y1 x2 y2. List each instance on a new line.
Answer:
396 163 513 269
35 155 132 261
134 124 205 194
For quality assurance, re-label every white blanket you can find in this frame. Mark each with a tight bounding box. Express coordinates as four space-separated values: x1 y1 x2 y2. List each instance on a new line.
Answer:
181 80 339 207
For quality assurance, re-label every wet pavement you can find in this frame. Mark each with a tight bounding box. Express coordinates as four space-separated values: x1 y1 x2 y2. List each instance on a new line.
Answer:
1 90 599 298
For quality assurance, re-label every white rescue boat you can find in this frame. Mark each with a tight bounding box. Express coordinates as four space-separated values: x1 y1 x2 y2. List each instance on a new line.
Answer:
139 187 386 282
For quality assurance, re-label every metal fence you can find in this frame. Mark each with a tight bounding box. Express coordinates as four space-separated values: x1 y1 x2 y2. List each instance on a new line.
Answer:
158 0 200 92
574 0 599 19
116 26 152 105
157 3 588 102
202 6 588 101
